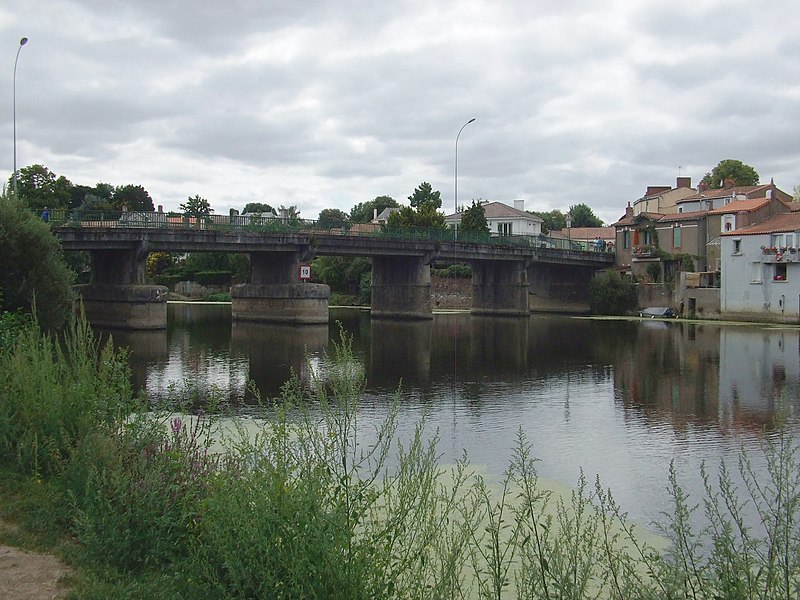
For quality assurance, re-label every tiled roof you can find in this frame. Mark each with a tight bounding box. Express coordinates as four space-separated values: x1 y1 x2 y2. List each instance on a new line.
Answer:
722 212 800 236
612 212 663 226
706 197 770 214
657 210 707 223
451 201 543 221
677 184 769 202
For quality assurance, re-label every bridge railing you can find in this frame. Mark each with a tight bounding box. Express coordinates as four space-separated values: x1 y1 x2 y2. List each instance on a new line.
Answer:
40 208 610 255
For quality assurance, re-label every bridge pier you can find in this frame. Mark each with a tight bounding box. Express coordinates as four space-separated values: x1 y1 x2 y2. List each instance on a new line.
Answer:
471 260 529 316
74 247 168 330
370 256 432 320
527 263 594 313
231 251 330 324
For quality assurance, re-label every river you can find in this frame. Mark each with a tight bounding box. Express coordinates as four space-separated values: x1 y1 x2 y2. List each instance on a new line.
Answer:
103 303 800 530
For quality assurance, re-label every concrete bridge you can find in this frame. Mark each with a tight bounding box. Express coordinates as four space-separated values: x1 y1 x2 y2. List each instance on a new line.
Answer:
53 214 613 329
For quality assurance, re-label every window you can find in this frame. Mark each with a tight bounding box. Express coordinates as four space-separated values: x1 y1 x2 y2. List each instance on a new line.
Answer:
773 234 785 248
673 225 681 248
722 215 735 232
751 262 762 283
774 263 787 281
622 230 630 249
497 222 512 236
732 239 741 254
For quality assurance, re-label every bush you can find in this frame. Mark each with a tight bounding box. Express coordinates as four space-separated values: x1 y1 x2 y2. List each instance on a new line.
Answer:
433 264 472 278
590 271 638 315
193 271 232 286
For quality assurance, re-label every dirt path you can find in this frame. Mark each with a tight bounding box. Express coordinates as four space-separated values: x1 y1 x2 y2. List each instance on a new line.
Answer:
0 521 70 600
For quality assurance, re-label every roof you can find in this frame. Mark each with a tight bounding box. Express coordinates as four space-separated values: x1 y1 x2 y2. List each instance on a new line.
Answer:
706 197 770 215
677 184 770 203
722 212 800 236
613 211 663 226
657 210 708 223
375 207 401 221
450 201 543 222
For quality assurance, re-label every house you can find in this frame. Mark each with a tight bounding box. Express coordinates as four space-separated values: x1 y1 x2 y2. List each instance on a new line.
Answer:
632 176 695 215
446 199 543 237
675 180 791 214
720 211 800 322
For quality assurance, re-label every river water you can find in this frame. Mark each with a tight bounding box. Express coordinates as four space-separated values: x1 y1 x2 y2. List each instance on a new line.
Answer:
105 303 800 530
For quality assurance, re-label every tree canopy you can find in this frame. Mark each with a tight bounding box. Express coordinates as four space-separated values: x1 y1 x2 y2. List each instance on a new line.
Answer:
408 182 442 210
349 196 399 223
530 209 567 234
568 204 604 228
317 208 349 228
113 184 155 211
701 159 759 188
460 200 490 236
0 192 73 330
181 195 213 217
243 202 275 215
10 164 73 210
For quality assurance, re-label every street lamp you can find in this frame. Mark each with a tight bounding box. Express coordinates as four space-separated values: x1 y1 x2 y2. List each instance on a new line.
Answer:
13 36 28 197
566 209 572 249
454 117 475 239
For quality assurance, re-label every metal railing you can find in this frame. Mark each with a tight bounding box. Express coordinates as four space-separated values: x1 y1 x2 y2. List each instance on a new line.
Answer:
38 208 611 254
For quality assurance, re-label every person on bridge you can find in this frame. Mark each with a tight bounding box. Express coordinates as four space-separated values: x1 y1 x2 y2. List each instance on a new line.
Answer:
41 207 49 223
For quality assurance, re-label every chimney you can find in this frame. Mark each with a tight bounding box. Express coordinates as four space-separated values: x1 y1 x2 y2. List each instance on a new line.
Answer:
373 208 378 221
157 205 163 213
645 185 670 197
625 202 633 218
676 176 691 189
514 199 524 211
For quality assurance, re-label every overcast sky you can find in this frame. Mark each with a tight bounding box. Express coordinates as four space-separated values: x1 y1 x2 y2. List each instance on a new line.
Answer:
2 1 799 224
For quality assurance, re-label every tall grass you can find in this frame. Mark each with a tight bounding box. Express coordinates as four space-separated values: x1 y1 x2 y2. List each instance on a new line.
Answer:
1 313 799 598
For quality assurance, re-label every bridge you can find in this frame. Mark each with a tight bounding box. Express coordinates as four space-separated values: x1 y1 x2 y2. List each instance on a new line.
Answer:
50 210 614 329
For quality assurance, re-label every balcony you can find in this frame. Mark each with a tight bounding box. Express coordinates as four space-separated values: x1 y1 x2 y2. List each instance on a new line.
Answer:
631 244 658 258
761 247 800 263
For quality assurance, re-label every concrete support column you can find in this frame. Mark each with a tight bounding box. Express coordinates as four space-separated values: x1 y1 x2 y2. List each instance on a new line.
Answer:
527 264 593 313
471 260 529 316
370 255 432 320
75 245 168 329
231 251 330 324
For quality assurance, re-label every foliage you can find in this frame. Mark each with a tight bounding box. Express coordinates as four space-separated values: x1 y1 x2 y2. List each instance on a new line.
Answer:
279 204 301 220
646 262 661 282
113 184 155 212
242 202 275 215
10 164 73 209
701 159 759 188
0 192 74 331
317 208 349 228
408 181 442 210
568 203 604 227
180 195 213 217
349 195 399 223
530 209 567 234
794 185 800 202
676 253 695 272
206 292 231 302
590 271 638 315
146 252 175 279
432 264 472 279
313 256 371 302
193 271 233 286
460 200 490 235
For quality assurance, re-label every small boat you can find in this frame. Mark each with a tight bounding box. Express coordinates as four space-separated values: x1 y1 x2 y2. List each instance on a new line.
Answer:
638 306 676 319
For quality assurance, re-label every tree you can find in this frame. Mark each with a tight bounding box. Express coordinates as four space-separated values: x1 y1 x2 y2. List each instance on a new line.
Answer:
317 208 349 229
408 182 442 210
181 195 213 217
792 185 800 202
0 192 73 330
568 203 604 228
113 184 155 211
243 202 275 215
388 203 446 229
349 196 399 223
589 271 637 316
530 209 566 234
460 200 490 236
10 164 73 210
279 205 300 220
701 159 759 189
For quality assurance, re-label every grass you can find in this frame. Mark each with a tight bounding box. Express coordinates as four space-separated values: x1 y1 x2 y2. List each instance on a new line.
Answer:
1 314 799 598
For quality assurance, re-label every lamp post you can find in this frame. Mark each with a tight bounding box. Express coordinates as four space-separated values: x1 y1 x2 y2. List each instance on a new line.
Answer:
454 117 475 239
566 210 572 249
13 36 28 197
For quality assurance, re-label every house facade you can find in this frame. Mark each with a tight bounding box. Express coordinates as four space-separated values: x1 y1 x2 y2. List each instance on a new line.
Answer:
720 212 800 322
632 176 695 215
446 199 543 237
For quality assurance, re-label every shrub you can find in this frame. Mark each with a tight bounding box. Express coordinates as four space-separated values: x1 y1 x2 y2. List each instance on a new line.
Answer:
193 271 232 286
590 271 638 315
433 264 472 278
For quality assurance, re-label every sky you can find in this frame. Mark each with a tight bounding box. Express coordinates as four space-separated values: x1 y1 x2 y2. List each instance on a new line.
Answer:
2 0 799 225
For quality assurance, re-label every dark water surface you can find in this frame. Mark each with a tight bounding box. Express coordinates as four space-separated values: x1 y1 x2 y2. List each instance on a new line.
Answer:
105 303 800 528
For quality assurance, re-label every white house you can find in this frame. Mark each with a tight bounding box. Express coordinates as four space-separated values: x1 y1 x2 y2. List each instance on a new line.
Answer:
720 211 800 322
446 199 543 237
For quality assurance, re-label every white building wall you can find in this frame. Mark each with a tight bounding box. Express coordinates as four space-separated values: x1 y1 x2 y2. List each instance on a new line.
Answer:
487 216 541 236
721 235 800 319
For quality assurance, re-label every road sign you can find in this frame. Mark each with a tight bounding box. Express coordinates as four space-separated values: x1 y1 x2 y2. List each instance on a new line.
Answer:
299 264 311 280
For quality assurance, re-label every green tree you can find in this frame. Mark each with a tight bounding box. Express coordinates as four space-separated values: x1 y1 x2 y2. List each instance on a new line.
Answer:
460 200 490 236
589 271 637 316
113 184 155 211
243 202 275 215
0 192 73 330
10 164 73 209
530 209 567 234
408 182 442 210
388 203 446 229
568 203 604 227
349 195 399 223
317 208 349 229
701 159 759 188
181 195 213 217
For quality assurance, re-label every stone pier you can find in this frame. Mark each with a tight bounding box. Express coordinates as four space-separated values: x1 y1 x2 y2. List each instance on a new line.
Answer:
370 255 432 320
527 263 593 313
471 260 529 316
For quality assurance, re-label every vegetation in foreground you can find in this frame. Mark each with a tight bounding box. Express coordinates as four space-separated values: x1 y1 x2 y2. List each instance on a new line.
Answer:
1 316 799 599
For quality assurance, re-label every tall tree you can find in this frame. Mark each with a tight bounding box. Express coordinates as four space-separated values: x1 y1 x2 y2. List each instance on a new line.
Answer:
530 209 567 234
10 164 73 210
113 184 155 211
408 182 442 210
317 208 349 228
568 203 604 228
460 200 490 235
243 202 275 215
349 196 399 223
180 195 213 217
701 159 759 188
